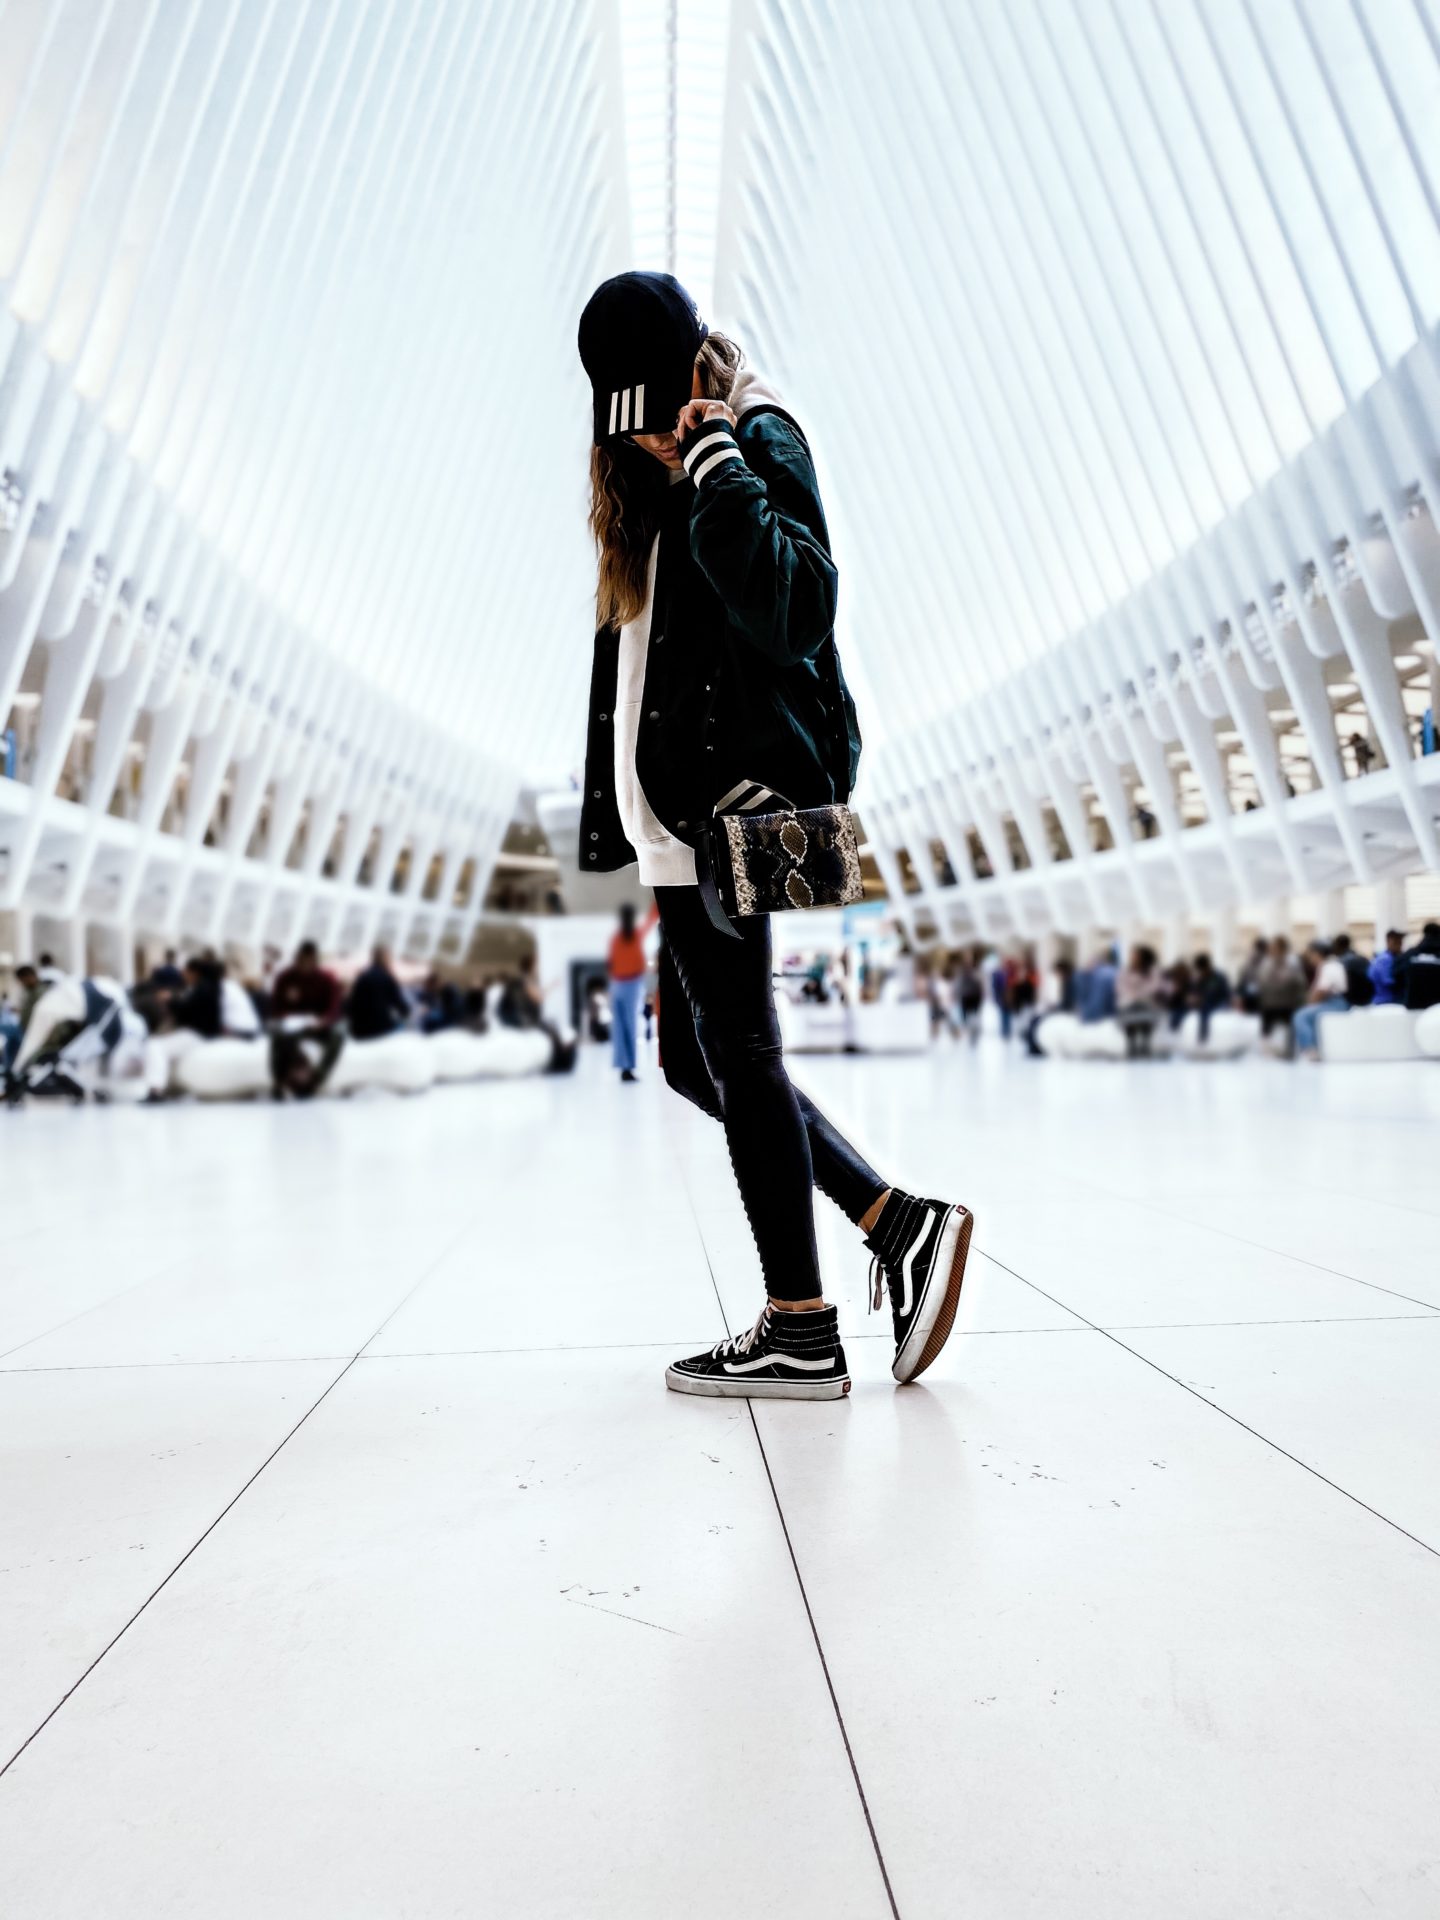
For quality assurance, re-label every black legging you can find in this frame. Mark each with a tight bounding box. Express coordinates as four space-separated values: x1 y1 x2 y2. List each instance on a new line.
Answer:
655 886 887 1300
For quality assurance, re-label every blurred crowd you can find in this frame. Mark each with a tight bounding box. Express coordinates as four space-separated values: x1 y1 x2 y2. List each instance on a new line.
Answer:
0 940 560 1106
923 922 1440 1061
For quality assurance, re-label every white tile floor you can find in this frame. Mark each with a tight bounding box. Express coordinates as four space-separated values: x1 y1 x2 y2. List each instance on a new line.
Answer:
2 1039 1439 1917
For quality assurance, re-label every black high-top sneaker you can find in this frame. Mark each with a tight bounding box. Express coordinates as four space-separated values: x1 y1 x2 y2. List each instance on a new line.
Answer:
666 1305 851 1400
865 1190 974 1384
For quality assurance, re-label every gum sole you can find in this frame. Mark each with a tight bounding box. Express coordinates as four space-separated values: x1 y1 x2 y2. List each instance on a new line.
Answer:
895 1206 973 1384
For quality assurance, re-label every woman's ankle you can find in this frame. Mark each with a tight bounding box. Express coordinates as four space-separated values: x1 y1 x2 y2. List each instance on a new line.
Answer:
857 1187 892 1235
768 1295 827 1313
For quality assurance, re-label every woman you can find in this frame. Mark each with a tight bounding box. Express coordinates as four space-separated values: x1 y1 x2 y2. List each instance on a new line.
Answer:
576 271 974 1400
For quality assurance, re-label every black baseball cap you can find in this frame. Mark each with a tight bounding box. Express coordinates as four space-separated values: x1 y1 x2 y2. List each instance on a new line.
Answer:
578 271 709 445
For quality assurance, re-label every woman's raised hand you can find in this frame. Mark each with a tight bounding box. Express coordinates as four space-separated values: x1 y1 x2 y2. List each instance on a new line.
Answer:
675 398 737 440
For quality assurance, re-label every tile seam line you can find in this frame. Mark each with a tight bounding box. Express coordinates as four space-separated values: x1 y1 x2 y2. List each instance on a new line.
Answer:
667 1129 902 1920
9 1307 1430 1375
981 1252 1440 1564
747 1402 902 1920
982 1193 1440 1315
0 1254 200 1364
0 1213 483 1781
0 1353 360 1782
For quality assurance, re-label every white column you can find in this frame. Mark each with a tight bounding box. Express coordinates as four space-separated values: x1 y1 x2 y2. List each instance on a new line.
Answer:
1206 900 1238 971
1315 890 1347 943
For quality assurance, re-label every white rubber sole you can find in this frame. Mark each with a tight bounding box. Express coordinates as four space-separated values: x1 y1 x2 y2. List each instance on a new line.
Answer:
892 1205 973 1384
665 1367 851 1401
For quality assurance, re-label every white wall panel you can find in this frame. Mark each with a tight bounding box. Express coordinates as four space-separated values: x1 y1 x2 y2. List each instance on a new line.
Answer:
715 0 1440 942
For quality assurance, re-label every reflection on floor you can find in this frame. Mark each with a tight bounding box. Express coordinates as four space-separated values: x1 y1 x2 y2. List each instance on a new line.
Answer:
2 1040 1438 1918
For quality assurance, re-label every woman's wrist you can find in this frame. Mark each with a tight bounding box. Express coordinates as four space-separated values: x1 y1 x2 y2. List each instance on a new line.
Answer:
680 416 743 487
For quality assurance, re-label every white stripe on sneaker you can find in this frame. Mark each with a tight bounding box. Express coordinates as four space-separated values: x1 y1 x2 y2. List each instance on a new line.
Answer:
723 1353 835 1375
898 1208 944 1318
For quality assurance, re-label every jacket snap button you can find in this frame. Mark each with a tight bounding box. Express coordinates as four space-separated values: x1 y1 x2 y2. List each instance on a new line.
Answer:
588 852 597 861
677 819 688 830
592 789 601 798
589 832 598 840
599 711 607 721
648 710 659 721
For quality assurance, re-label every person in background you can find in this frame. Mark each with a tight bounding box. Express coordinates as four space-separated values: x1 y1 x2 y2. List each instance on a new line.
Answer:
1367 929 1405 1007
926 961 956 1039
1257 936 1306 1055
498 952 545 1029
1010 951 1039 1025
0 981 22 1074
1396 922 1440 1011
267 941 344 1099
1025 955 1076 1056
147 949 185 992
8 973 147 1101
347 945 411 1041
990 953 1014 1039
270 940 343 1026
1164 958 1193 1034
954 952 984 1044
1332 932 1374 1008
1075 946 1119 1024
415 969 460 1032
142 956 222 1100
1115 944 1163 1057
608 901 651 1082
11 962 44 1033
463 974 491 1031
1237 936 1268 1015
1293 940 1350 1058
1187 952 1232 1045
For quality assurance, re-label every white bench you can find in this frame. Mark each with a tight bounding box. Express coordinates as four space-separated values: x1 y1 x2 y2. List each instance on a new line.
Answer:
1321 1005 1427 1062
172 1026 555 1099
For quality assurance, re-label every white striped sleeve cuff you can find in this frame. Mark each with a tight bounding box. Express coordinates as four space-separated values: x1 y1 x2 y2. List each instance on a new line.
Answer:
681 418 745 487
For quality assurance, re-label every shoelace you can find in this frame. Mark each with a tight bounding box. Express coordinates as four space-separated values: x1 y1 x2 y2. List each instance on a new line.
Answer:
709 1305 773 1361
868 1256 888 1315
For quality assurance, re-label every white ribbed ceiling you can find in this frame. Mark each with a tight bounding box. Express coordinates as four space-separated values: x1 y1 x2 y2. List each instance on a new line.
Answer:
3 0 1440 955
2 0 624 773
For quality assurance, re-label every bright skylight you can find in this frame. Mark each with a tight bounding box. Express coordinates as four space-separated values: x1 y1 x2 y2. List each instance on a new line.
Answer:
617 0 731 316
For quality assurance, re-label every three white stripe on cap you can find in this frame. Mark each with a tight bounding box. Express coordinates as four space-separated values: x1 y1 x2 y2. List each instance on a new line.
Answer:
607 385 646 435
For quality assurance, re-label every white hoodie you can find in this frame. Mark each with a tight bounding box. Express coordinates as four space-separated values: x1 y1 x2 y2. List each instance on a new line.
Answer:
612 367 791 887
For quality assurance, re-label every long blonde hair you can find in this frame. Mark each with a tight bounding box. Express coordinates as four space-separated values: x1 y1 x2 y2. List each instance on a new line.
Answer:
588 332 743 630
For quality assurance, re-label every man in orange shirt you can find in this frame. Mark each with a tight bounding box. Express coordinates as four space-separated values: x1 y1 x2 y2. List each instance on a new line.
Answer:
607 902 652 1082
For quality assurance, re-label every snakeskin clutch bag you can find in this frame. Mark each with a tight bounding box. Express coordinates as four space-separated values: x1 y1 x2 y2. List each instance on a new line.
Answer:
695 780 863 939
